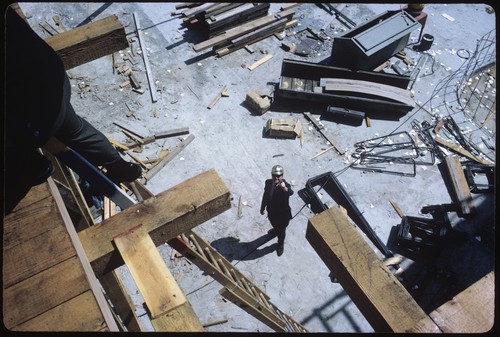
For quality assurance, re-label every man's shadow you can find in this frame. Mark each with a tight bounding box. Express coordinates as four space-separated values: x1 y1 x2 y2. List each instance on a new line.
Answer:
211 232 278 262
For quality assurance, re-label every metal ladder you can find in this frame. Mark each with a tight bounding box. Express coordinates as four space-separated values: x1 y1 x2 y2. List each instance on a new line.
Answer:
168 230 308 332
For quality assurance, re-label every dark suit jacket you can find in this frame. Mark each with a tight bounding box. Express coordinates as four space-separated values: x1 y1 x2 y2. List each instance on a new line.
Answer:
260 178 293 224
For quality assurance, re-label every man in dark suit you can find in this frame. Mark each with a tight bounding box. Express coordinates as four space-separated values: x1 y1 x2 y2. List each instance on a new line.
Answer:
4 5 142 214
260 165 293 256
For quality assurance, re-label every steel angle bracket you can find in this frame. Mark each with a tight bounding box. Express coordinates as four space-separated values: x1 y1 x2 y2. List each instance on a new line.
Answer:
56 149 136 209
301 171 393 258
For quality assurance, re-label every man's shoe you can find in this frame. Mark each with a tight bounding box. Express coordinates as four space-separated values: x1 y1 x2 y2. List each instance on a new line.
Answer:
277 245 284 256
105 158 142 184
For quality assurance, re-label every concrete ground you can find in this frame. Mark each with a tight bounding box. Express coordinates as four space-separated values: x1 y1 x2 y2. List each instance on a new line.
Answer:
15 2 495 333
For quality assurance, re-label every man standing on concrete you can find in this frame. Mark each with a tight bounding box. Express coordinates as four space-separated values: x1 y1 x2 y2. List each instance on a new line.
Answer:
260 165 293 256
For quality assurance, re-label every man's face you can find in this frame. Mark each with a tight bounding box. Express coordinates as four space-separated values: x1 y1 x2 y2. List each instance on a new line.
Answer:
272 174 283 184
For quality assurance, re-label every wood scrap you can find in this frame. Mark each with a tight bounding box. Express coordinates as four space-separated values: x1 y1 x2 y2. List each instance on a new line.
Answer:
143 134 195 182
208 86 229 109
119 80 130 88
113 122 145 140
203 319 229 328
52 15 66 31
129 181 144 202
247 54 272 71
127 70 142 89
245 89 271 115
39 21 59 36
126 150 148 170
373 60 391 72
238 196 243 218
124 128 190 149
108 138 131 151
311 146 335 160
389 200 405 218
45 19 64 34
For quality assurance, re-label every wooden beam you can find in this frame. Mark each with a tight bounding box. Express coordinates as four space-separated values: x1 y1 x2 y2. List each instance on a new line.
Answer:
44 15 129 70
150 301 204 332
306 207 434 332
322 78 414 107
443 156 475 215
428 271 494 333
193 8 294 52
78 169 231 277
113 225 187 319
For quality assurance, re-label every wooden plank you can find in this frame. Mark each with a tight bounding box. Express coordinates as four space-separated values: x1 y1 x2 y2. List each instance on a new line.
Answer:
14 290 107 331
247 54 273 71
99 206 144 332
143 134 195 181
78 169 231 277
443 156 475 215
217 18 296 56
434 135 493 165
48 178 119 331
306 207 433 332
151 301 204 332
3 256 89 329
428 271 494 333
6 181 52 213
114 225 187 318
133 12 158 103
155 127 190 139
193 8 294 52
322 78 414 106
103 167 201 332
3 213 75 287
3 184 58 250
389 199 405 218
44 15 129 70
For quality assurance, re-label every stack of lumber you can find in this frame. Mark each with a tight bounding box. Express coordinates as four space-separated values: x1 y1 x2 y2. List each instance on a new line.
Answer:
182 3 271 38
190 3 299 56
